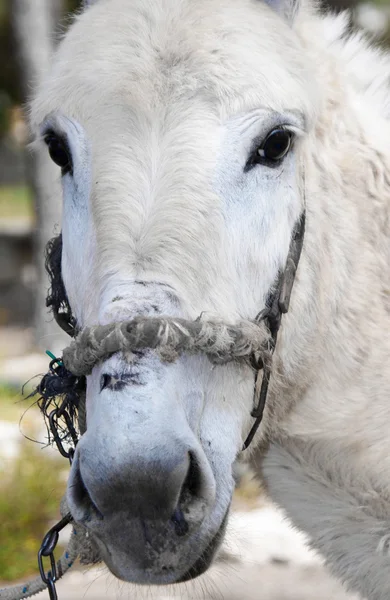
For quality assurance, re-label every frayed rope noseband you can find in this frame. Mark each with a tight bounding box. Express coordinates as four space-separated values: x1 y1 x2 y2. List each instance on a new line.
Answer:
63 316 273 375
0 212 305 600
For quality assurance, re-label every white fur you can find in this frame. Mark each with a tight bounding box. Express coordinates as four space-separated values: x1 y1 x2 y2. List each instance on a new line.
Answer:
264 440 390 600
30 0 390 596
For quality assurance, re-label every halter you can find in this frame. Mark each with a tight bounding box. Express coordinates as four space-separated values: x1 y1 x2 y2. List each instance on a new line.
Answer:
243 210 305 448
58 211 306 449
0 209 305 600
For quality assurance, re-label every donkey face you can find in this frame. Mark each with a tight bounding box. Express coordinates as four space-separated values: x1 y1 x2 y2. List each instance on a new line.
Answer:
31 0 317 585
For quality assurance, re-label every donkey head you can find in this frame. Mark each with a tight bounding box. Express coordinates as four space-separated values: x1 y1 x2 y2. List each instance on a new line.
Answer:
31 0 318 585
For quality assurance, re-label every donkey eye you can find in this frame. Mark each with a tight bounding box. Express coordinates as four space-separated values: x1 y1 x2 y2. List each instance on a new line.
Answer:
258 128 293 162
44 132 72 174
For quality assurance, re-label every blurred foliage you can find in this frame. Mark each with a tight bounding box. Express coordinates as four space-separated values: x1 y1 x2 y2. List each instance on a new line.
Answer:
233 467 265 510
0 185 32 220
0 384 26 420
0 383 38 420
0 383 67 582
0 436 66 581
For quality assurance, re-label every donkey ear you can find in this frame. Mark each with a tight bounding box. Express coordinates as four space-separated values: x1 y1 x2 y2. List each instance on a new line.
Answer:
263 0 300 23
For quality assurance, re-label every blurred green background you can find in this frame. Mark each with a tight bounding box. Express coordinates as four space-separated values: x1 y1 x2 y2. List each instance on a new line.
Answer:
0 0 389 586
0 386 65 581
0 0 81 584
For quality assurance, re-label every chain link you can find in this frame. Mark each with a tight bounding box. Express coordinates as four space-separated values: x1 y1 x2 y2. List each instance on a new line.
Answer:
37 514 73 600
38 354 79 599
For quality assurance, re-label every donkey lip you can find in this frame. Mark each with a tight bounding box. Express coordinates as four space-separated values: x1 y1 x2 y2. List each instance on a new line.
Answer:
177 507 229 583
90 507 230 585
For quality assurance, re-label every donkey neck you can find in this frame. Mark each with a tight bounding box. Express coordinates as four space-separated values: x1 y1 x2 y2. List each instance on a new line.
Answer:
269 30 390 462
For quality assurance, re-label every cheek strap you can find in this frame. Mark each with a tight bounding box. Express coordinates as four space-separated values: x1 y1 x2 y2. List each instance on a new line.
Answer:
45 234 77 337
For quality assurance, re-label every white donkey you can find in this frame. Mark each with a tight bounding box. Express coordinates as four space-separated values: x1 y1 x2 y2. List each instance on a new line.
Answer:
28 0 390 598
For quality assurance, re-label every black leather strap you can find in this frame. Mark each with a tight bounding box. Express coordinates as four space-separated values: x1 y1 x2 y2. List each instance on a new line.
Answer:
242 212 305 450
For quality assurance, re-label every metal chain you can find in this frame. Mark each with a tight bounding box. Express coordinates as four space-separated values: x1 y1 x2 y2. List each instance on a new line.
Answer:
38 355 79 600
37 514 73 600
0 532 80 600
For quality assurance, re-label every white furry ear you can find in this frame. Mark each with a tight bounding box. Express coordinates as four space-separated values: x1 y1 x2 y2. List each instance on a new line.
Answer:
82 0 98 7
263 0 300 23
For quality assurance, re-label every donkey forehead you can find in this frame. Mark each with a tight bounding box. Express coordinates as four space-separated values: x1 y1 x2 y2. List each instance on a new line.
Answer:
31 0 317 129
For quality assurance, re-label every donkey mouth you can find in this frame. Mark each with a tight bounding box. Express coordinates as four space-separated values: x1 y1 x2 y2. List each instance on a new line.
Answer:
90 506 230 585
177 508 229 582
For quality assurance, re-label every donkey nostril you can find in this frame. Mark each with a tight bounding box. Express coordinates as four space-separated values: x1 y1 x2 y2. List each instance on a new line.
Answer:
183 452 202 498
71 463 91 508
171 507 189 537
69 459 103 521
178 452 203 509
170 452 205 536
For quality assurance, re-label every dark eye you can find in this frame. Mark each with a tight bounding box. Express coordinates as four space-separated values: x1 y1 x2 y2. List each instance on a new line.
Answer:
44 132 72 174
259 128 292 162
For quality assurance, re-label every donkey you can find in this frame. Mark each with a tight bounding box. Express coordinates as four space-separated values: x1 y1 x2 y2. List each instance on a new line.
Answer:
29 0 390 598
